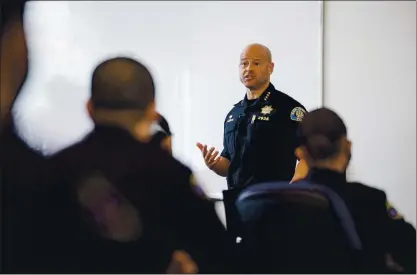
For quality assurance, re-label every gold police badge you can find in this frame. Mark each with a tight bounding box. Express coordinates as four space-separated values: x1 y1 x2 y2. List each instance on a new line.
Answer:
261 105 274 115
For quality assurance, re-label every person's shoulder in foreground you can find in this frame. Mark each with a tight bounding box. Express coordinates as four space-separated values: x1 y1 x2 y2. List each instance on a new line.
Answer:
1 1 62 273
52 56 235 273
52 127 235 273
296 107 416 273
347 180 416 273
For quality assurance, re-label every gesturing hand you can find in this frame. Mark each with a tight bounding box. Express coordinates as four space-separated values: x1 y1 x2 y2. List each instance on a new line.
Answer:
196 142 220 170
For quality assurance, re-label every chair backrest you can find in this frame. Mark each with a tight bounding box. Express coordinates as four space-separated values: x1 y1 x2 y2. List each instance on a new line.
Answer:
235 181 362 273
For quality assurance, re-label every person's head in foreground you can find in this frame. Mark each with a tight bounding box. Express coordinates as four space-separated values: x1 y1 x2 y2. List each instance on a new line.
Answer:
0 0 29 127
296 108 351 174
87 57 158 142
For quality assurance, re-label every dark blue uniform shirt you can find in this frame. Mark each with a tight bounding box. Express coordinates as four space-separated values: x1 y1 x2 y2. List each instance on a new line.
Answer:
221 83 306 189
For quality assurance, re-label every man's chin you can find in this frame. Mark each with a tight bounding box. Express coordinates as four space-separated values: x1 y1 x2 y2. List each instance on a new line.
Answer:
243 82 256 90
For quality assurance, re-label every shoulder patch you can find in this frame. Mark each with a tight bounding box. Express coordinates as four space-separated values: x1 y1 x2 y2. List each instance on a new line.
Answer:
190 174 208 200
386 201 403 220
290 107 306 122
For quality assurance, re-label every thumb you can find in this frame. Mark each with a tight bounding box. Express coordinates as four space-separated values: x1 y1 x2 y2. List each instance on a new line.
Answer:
196 142 203 151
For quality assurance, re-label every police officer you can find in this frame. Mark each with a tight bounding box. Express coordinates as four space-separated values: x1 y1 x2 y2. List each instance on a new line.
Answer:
0 3 234 273
197 43 307 190
49 57 236 273
295 107 416 273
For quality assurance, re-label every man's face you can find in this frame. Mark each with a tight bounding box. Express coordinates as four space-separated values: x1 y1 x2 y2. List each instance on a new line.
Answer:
239 46 273 90
0 13 28 121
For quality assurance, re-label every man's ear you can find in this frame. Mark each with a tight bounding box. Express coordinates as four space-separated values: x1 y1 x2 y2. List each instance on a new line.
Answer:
86 99 94 118
346 139 352 155
269 62 274 75
145 100 158 122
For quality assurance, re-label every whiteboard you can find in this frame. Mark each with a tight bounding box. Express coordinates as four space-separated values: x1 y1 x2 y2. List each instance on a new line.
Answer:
16 1 323 196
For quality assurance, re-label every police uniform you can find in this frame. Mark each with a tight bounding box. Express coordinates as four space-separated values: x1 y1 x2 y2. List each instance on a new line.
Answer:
49 124 236 273
0 117 56 273
221 83 307 189
306 168 416 273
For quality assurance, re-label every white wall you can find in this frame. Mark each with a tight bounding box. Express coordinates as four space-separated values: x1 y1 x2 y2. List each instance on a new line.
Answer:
16 1 416 227
17 1 322 196
323 1 416 225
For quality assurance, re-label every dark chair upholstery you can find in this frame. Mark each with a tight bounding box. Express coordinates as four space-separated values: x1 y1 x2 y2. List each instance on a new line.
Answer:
235 181 361 273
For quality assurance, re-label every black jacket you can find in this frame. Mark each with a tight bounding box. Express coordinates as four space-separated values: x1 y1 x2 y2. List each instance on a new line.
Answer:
0 119 55 273
47 124 234 273
307 168 416 273
1 121 235 273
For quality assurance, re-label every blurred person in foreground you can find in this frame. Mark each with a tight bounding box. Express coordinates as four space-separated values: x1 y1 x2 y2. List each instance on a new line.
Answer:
0 1 55 272
294 107 416 273
49 57 235 273
0 1 229 273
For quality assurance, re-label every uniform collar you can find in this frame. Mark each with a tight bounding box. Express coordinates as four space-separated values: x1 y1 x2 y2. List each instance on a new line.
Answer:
307 168 347 187
92 124 138 141
235 82 276 108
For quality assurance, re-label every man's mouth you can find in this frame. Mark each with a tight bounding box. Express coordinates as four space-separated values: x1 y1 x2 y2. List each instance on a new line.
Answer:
244 75 254 80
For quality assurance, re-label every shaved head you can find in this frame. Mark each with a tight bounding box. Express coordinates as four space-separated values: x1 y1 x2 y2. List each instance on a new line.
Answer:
89 57 157 132
241 43 272 62
239 43 274 91
91 57 154 111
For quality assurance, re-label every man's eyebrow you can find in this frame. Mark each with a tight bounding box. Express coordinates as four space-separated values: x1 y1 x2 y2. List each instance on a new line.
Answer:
240 58 262 61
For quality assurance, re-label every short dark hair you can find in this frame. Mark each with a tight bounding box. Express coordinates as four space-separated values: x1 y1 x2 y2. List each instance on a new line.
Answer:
298 108 347 160
91 57 155 112
0 0 26 36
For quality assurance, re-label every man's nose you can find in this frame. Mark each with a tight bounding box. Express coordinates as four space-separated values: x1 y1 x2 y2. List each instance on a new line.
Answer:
243 64 253 72
247 62 256 70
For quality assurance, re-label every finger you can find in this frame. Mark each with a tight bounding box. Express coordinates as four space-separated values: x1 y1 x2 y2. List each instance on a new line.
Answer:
208 151 219 163
208 156 220 169
204 147 215 161
202 145 208 157
196 142 203 151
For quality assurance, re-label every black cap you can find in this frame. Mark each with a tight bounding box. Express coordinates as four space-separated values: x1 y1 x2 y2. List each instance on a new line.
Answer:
298 108 347 159
91 57 155 111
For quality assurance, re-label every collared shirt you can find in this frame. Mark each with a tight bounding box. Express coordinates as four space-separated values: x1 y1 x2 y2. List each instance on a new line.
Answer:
307 168 416 273
221 83 307 189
